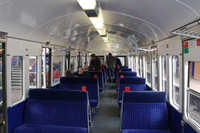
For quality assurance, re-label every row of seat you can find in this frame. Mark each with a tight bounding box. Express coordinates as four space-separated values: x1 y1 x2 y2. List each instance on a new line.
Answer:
13 89 90 133
116 67 171 132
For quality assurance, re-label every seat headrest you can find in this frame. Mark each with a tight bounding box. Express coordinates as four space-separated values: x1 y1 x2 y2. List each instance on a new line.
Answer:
120 77 145 84
123 91 166 103
60 77 98 84
119 72 137 76
29 89 88 102
86 71 102 76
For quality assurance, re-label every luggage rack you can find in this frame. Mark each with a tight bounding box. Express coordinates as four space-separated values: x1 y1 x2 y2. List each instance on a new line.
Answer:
170 17 200 39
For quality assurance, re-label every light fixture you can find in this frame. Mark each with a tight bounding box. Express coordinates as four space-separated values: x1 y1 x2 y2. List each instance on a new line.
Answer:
77 0 107 36
97 29 106 35
77 0 96 10
89 7 104 29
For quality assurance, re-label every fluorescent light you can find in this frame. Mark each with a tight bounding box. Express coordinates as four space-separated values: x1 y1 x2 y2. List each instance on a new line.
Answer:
77 0 96 10
97 29 106 35
89 7 104 29
89 17 104 29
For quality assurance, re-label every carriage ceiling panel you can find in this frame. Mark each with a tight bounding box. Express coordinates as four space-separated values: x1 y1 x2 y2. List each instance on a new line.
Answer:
1 0 200 52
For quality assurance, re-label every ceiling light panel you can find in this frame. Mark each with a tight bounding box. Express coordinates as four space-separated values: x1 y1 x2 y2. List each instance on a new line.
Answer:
77 0 96 10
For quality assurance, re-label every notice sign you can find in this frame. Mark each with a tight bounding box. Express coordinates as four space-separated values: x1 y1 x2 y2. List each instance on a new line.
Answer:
197 39 200 46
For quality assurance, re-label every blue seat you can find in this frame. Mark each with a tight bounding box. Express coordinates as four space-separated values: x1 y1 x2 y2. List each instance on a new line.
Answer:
118 77 147 108
118 72 137 76
86 71 104 92
13 89 89 133
118 68 132 72
119 66 128 68
116 71 137 83
121 91 172 133
59 77 99 108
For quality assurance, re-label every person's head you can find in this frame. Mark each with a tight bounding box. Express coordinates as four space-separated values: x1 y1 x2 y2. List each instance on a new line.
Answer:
90 53 96 60
65 70 74 77
83 64 88 70
108 53 112 56
78 68 84 74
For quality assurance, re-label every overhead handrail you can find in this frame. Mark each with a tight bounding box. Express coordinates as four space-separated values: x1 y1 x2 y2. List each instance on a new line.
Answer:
170 17 200 39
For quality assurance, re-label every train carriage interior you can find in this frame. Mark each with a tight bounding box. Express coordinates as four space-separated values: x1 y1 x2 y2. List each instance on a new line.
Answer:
1 0 200 133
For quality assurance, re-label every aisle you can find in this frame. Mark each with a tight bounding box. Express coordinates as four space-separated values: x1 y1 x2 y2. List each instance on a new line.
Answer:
90 82 120 133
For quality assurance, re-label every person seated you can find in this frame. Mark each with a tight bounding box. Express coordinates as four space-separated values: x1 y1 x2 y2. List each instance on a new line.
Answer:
65 70 75 77
74 68 91 77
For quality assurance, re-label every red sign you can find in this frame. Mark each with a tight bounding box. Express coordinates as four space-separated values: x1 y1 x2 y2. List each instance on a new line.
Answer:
166 44 169 48
184 42 189 48
94 75 98 78
197 39 200 46
124 87 130 92
118 70 122 72
82 86 87 91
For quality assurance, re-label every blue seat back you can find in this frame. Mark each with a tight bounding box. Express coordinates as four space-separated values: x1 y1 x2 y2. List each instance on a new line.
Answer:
118 68 132 72
118 72 137 76
121 91 168 130
118 77 146 102
86 71 103 88
59 77 99 104
119 66 128 68
26 89 89 128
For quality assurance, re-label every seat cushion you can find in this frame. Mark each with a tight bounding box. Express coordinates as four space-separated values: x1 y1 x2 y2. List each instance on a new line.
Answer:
89 99 98 108
13 124 88 133
121 129 172 133
99 87 103 92
118 100 122 108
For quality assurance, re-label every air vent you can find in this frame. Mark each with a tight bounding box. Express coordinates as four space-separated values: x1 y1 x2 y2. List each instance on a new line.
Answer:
170 17 200 39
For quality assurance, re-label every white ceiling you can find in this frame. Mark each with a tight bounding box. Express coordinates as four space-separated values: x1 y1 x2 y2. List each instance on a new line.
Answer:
0 0 200 54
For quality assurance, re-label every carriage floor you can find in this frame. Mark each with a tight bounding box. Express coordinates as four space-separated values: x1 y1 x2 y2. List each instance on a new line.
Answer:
90 82 120 133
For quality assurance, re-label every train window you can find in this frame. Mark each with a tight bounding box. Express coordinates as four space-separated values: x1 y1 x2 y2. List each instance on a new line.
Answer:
141 57 143 77
70 56 76 72
153 58 158 90
29 56 37 87
53 56 62 85
133 57 136 71
11 56 23 103
118 57 125 66
189 62 200 93
172 55 180 106
188 91 200 127
146 61 151 85
137 57 140 76
161 56 167 91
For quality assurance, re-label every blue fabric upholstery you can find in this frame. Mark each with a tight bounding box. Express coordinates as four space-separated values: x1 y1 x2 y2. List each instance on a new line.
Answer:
118 77 147 107
121 91 170 132
14 124 88 133
119 66 128 68
86 71 104 92
118 72 137 76
121 103 168 130
123 91 166 103
116 72 137 83
51 84 60 89
29 89 88 102
118 68 132 72
121 129 171 133
24 99 88 127
59 77 99 108
13 89 89 133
